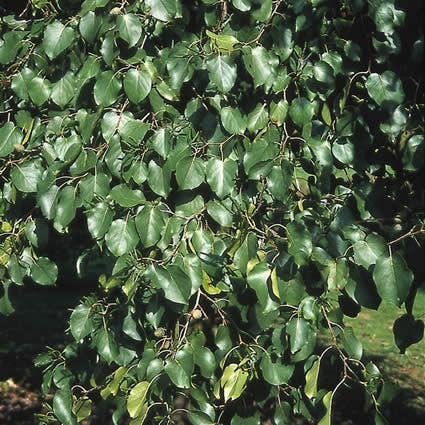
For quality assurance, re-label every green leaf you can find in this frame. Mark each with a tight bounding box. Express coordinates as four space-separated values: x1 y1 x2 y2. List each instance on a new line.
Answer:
146 264 192 305
289 98 315 127
31 257 58 286
79 11 101 43
43 21 75 60
393 314 424 354
11 162 42 193
220 107 247 134
145 0 178 21
402 135 424 172
270 100 289 126
286 221 313 266
247 262 278 312
176 156 205 190
105 219 139 257
55 186 77 229
207 55 237 93
147 160 171 198
28 77 51 106
260 355 295 385
318 391 333 425
373 252 414 306
221 363 248 402
366 71 405 110
53 388 77 425
164 349 193 388
206 30 239 52
353 234 387 269
243 46 276 87
206 158 237 198
124 69 152 104
135 204 166 248
86 202 114 240
51 73 75 108
187 410 215 425
287 318 314 354
109 184 145 207
305 357 320 398
193 347 216 378
70 304 93 340
117 14 142 47
207 199 234 227
127 382 149 418
0 122 23 158
342 327 363 360
233 232 258 274
247 104 269 133
94 327 119 363
94 71 122 107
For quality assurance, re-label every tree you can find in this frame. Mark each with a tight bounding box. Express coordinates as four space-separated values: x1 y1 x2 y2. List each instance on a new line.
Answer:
0 0 424 424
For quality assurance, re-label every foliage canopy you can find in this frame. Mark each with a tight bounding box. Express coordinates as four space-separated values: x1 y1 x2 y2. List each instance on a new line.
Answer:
0 0 424 424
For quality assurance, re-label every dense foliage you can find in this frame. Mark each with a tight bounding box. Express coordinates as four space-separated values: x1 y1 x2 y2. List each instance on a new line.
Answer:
0 0 424 424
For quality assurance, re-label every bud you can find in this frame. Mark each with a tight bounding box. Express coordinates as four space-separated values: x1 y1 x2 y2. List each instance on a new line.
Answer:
14 144 25 152
154 327 166 338
192 309 203 320
110 7 121 15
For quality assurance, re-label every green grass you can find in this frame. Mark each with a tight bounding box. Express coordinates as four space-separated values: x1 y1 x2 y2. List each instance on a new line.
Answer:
346 290 425 416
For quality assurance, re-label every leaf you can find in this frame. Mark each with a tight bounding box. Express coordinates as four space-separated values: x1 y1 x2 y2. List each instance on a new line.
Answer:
0 122 23 158
124 69 152 104
193 347 216 378
94 327 119 363
55 186 77 229
270 100 289 126
206 30 239 52
289 98 315 127
206 158 237 198
286 221 313 266
342 327 363 360
43 21 75 60
109 184 145 207
30 257 58 286
79 11 100 43
220 364 248 402
243 46 276 87
53 388 77 425
28 77 51 106
147 160 171 198
393 314 424 354
373 252 414 306
353 234 387 269
318 391 333 425
287 318 313 354
247 262 278 312
176 156 205 190
145 0 178 21
247 104 269 133
87 202 114 240
260 355 295 385
207 55 237 93
135 204 166 248
187 410 215 425
305 358 320 398
105 219 139 257
127 382 149 418
94 71 122 107
51 73 75 108
70 304 93 340
233 232 258 274
11 162 42 193
117 14 142 47
366 71 405 110
146 264 192 304
164 349 193 388
220 107 247 134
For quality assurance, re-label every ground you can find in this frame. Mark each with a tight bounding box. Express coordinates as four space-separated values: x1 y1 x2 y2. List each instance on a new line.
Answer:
0 286 424 424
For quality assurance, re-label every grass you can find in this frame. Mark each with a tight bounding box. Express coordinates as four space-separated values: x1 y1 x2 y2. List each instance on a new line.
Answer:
346 290 425 420
0 286 424 424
